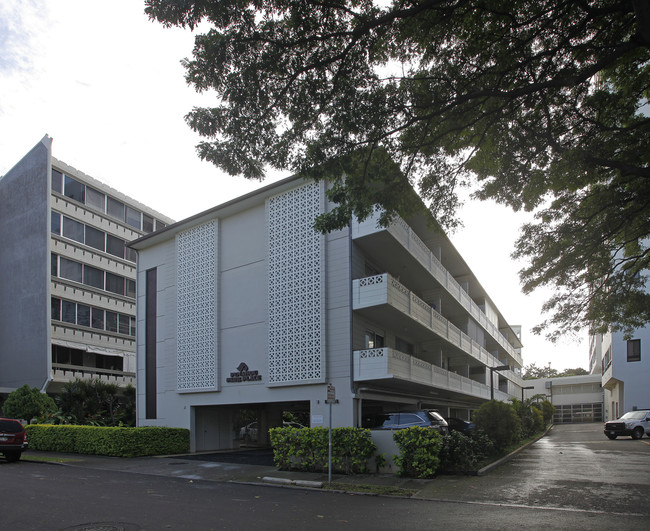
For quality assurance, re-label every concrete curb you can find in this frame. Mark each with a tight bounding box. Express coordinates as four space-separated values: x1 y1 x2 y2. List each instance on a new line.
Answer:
477 424 553 476
262 476 323 488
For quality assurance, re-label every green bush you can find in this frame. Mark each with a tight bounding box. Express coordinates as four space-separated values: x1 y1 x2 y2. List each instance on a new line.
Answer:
392 427 442 478
269 426 376 474
473 400 522 451
540 400 555 425
438 431 494 474
25 425 189 457
2 385 56 421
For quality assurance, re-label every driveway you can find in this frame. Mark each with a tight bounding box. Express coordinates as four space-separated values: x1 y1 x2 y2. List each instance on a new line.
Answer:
417 422 650 515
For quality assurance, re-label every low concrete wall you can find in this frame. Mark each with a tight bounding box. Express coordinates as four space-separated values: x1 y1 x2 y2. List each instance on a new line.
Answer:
368 430 400 474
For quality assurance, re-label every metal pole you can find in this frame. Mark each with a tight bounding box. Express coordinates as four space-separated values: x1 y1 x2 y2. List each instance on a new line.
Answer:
328 401 332 484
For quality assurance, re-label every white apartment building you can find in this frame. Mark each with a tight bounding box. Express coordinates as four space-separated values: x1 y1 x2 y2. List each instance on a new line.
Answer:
590 324 650 420
0 136 174 397
132 173 525 452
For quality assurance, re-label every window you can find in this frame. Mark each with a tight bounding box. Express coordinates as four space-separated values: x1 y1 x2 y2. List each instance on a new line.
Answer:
118 313 130 335
130 316 136 336
365 330 385 349
62 300 76 324
62 216 84 244
126 279 136 298
105 272 125 296
125 206 141 230
107 196 125 222
59 257 82 283
106 311 118 333
83 265 104 290
85 186 106 212
142 214 154 233
91 308 104 330
51 212 61 235
155 220 166 231
51 297 61 321
51 169 63 193
51 253 58 276
627 339 641 362
106 234 125 259
125 246 137 263
64 175 85 203
77 304 90 327
85 225 105 251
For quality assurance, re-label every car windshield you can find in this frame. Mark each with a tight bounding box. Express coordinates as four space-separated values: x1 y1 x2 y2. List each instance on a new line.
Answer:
619 411 647 420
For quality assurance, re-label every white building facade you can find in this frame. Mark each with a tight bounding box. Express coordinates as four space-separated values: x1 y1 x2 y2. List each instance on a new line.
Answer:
132 175 524 452
0 137 173 397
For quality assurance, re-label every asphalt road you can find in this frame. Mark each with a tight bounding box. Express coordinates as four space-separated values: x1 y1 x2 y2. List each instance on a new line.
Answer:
2 422 649 530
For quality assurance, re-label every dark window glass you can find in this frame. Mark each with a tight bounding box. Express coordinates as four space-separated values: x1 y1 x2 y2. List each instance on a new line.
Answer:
51 297 61 321
125 247 137 263
77 304 90 327
62 300 76 323
85 186 105 212
64 175 85 203
83 265 104 289
118 314 130 335
107 196 125 221
126 279 136 298
52 345 70 364
142 214 154 233
627 339 641 362
106 311 118 333
70 349 83 366
91 307 104 330
106 234 125 259
126 206 141 230
155 220 166 231
51 212 61 235
59 257 82 283
62 216 84 243
85 225 105 251
51 253 58 276
130 316 136 336
52 169 63 193
106 273 125 295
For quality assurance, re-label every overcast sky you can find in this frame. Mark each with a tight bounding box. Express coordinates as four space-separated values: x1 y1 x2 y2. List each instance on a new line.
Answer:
0 0 588 371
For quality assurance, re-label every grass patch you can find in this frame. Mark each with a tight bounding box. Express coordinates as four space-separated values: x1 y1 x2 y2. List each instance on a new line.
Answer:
22 454 82 464
323 482 418 497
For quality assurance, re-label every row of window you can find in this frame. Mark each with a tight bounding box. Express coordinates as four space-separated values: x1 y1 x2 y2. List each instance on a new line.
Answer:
51 253 135 298
52 345 124 372
52 297 135 337
52 169 167 233
52 212 137 263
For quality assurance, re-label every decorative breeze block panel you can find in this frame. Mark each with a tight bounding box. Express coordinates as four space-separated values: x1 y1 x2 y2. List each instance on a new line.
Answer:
268 182 324 384
177 221 217 390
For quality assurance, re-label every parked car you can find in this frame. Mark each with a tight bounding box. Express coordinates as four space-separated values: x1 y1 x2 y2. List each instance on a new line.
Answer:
445 417 476 436
0 418 28 462
604 409 650 440
371 410 449 434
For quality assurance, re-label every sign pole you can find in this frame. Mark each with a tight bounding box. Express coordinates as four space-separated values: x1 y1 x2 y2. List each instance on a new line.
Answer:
326 383 337 484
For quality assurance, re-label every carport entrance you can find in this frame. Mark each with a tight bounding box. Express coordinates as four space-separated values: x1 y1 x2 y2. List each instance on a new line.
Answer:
193 401 309 452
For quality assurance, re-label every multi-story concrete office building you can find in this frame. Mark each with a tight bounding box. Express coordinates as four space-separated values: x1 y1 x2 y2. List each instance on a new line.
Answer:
0 136 174 398
131 174 524 452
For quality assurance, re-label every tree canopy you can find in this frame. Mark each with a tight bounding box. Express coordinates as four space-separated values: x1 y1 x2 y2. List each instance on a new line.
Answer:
145 0 650 339
522 362 589 379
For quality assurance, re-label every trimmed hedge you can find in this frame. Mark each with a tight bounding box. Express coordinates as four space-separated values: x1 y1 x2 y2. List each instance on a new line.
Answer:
25 425 189 457
269 426 376 474
393 427 442 478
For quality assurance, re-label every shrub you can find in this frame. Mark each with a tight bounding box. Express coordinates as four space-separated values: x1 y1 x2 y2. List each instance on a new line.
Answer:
1 384 57 421
392 427 442 478
473 400 521 451
438 431 494 474
269 426 376 474
25 425 189 457
540 400 555 425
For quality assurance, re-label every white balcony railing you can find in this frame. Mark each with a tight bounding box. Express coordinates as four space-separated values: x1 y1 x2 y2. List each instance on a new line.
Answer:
52 364 135 387
352 215 523 366
354 273 506 369
354 348 512 401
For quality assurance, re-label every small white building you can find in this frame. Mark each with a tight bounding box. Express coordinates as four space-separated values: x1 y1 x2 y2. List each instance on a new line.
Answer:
523 374 604 423
131 173 526 452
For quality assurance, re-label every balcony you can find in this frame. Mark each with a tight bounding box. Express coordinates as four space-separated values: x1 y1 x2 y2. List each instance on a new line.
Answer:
51 364 135 387
352 215 523 367
354 273 506 368
354 348 510 402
